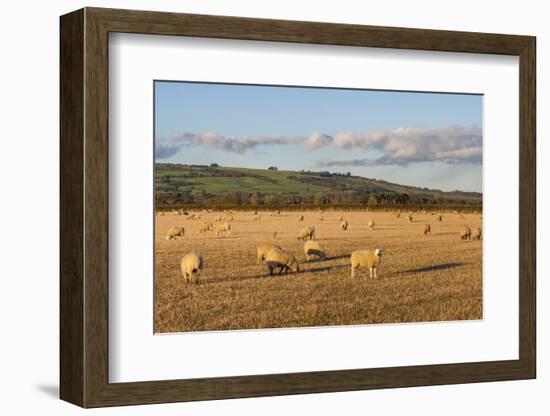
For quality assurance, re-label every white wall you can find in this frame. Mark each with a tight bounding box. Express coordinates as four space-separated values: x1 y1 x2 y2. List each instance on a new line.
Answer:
0 0 545 414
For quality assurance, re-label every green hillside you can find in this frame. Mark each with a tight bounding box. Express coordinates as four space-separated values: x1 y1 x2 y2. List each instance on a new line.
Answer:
155 163 482 208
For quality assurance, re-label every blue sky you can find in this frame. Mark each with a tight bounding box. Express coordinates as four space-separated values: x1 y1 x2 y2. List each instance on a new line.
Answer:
155 81 483 192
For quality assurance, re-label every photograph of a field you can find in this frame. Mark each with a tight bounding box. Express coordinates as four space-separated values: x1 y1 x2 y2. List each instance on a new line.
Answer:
155 208 482 333
154 81 483 333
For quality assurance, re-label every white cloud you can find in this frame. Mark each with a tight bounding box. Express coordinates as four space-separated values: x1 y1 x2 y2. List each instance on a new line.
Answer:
304 132 333 150
156 125 482 167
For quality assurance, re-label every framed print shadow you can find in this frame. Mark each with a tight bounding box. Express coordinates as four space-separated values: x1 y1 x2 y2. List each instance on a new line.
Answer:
60 7 536 408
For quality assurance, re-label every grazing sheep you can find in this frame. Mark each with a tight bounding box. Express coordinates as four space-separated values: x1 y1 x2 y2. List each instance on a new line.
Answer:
461 227 472 240
297 226 315 241
298 215 304 221
264 247 299 275
423 224 431 235
472 227 482 240
256 243 282 264
186 213 196 220
224 215 234 222
276 209 281 215
408 214 413 222
350 249 384 279
214 216 222 222
396 213 401 218
198 222 213 233
180 252 204 284
215 222 231 236
341 220 348 231
304 240 326 261
166 226 185 240
368 220 375 229
337 216 343 222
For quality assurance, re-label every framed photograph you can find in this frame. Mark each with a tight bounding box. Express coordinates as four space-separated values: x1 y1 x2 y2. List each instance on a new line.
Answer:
60 7 536 408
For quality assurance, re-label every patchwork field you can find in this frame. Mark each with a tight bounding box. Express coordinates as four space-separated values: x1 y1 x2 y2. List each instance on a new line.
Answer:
154 209 482 333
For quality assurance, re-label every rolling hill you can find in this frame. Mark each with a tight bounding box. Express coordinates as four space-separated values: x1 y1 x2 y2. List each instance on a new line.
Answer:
155 163 482 208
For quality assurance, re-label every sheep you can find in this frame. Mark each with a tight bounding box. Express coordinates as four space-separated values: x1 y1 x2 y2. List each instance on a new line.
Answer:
437 214 443 222
304 240 326 261
341 220 348 231
298 215 304 221
186 213 196 220
215 222 231 236
198 222 213 233
337 216 343 222
368 220 375 229
396 213 401 218
166 226 185 240
214 215 222 222
423 224 431 235
264 247 299 275
224 215 234 222
408 214 413 222
297 226 315 241
461 227 472 240
472 227 482 240
253 214 261 222
180 252 204 284
256 243 282 264
350 249 384 279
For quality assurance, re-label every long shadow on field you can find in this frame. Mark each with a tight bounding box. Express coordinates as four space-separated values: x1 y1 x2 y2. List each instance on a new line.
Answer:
398 262 469 274
305 254 349 263
206 263 349 284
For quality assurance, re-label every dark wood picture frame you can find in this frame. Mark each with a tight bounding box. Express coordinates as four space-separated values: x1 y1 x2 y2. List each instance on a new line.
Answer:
60 7 536 408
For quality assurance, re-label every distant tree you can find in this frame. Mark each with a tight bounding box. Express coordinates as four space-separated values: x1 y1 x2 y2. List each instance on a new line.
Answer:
367 193 378 207
268 166 278 171
346 172 351 177
210 163 219 167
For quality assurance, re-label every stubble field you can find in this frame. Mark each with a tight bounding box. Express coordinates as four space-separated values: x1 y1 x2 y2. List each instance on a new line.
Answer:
155 209 482 333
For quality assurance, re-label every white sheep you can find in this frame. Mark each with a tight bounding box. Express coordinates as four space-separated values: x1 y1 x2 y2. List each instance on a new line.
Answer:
368 220 375 229
304 240 326 261
198 222 213 233
256 243 282 264
350 249 384 279
472 227 482 240
215 222 231 236
180 252 204 284
461 227 472 240
297 226 315 241
166 226 185 240
264 247 299 275
423 224 431 235
298 215 304 221
337 216 343 222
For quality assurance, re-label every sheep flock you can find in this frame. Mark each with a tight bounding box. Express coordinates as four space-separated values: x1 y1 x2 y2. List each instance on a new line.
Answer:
158 208 482 285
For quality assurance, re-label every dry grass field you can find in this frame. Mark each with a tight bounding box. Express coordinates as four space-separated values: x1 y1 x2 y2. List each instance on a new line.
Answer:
155 209 482 333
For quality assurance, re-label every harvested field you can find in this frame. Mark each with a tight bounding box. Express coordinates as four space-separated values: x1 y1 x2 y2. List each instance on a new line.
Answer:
155 210 482 333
